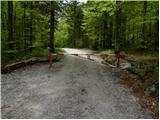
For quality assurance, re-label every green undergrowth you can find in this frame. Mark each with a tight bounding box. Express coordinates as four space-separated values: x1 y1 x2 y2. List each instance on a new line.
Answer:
53 48 64 62
54 48 64 53
128 59 159 99
100 49 159 100
1 48 64 66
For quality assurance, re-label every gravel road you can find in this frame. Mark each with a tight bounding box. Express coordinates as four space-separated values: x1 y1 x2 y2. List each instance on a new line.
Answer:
1 49 151 118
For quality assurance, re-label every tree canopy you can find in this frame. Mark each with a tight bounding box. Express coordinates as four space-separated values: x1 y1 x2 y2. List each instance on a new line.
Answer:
1 0 159 64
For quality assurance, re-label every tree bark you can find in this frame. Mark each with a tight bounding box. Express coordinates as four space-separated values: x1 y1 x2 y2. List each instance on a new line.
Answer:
115 1 122 67
115 1 122 50
30 1 33 52
109 20 112 48
103 21 105 49
24 4 27 54
100 24 102 48
142 1 147 45
8 1 14 50
155 9 159 49
50 1 55 52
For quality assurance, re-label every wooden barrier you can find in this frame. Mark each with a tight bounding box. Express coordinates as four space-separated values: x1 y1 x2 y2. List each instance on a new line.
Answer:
2 57 48 73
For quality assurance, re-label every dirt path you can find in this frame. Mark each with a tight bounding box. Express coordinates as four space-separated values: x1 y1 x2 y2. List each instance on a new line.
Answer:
1 49 151 118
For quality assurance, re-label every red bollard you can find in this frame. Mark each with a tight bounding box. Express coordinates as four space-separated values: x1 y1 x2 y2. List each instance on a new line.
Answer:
116 49 120 67
49 49 52 65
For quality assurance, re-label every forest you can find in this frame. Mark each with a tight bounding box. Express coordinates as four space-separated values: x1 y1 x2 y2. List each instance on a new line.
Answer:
1 0 159 65
1 1 159 118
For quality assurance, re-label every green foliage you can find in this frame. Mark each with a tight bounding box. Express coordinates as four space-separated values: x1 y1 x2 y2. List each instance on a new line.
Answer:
31 48 49 57
121 1 158 50
1 1 159 65
54 1 84 48
1 1 61 65
55 19 69 48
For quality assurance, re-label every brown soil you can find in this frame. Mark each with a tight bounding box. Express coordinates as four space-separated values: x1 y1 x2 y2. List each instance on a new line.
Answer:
116 69 159 119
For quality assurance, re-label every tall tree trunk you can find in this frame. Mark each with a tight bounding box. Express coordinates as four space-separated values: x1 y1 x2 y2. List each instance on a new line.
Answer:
155 9 159 49
18 17 21 49
50 1 55 52
94 27 98 50
109 20 112 48
122 15 126 49
8 1 14 50
24 4 27 54
115 1 122 50
103 21 105 49
142 1 147 45
115 1 122 67
106 22 109 48
149 22 152 38
21 16 24 50
98 26 100 49
30 1 33 52
100 24 103 48
14 5 17 49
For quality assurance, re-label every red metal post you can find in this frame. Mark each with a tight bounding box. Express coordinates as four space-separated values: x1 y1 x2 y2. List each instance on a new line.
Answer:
116 49 120 67
49 49 52 65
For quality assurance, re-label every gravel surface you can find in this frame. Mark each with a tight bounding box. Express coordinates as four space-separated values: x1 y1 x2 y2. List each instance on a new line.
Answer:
1 49 151 118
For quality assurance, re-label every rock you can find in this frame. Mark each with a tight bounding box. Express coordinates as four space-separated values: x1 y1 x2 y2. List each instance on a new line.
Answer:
150 85 156 92
120 62 131 69
105 55 116 65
